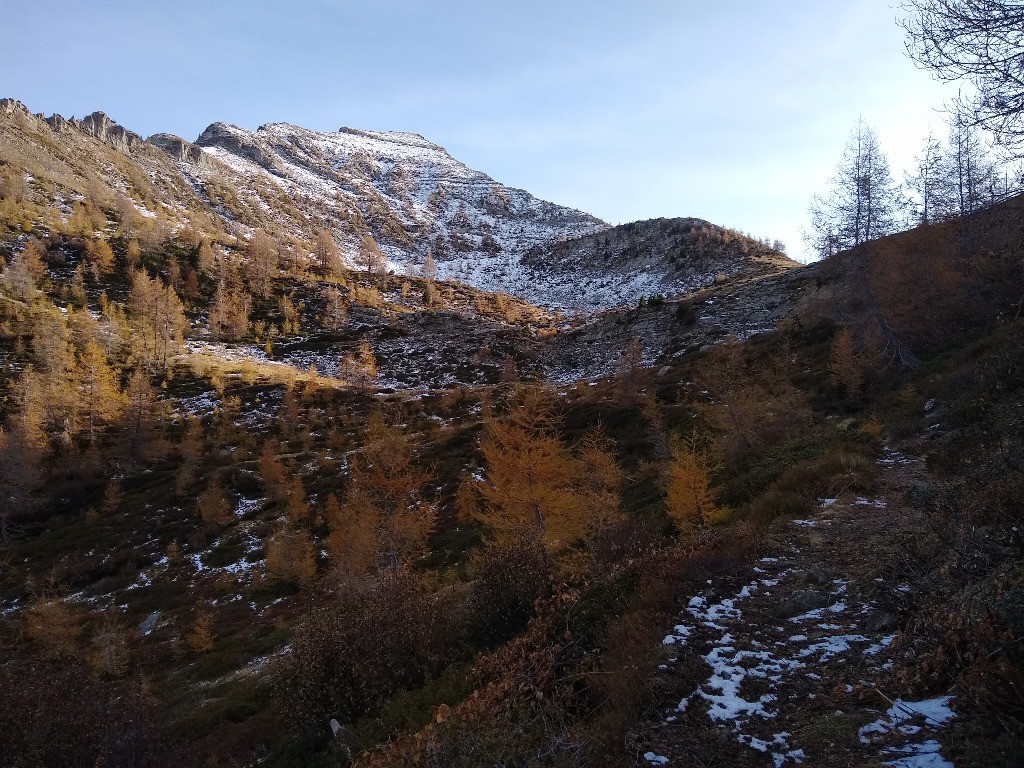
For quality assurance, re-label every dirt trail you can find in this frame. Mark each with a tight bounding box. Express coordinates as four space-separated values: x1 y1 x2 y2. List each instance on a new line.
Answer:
634 448 958 768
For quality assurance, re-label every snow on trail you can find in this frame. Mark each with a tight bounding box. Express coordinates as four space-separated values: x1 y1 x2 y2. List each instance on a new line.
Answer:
642 448 958 766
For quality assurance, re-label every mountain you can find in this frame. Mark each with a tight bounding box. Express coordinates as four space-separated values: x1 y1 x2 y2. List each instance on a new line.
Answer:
0 98 795 311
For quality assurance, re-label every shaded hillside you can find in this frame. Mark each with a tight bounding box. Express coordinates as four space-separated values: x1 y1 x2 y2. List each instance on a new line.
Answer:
520 217 796 311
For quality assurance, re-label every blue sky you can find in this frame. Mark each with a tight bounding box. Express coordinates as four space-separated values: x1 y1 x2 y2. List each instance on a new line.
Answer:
1 0 960 260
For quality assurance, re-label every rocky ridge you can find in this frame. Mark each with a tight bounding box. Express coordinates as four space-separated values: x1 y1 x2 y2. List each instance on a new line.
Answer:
0 97 797 312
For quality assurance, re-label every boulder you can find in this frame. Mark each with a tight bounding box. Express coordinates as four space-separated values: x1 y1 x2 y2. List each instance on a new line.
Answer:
772 589 833 618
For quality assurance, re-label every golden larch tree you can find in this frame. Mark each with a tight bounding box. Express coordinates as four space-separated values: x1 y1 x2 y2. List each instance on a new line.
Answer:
245 228 279 298
197 478 234 528
665 435 726 536
75 339 125 445
128 270 187 368
328 411 434 575
574 426 625 537
314 227 344 277
828 327 866 399
470 388 584 551
265 526 318 586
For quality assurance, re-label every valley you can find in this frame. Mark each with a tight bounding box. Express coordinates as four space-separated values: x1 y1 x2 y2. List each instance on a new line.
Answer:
0 97 1021 768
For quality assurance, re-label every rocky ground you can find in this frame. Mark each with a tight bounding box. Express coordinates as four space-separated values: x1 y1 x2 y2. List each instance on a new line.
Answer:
633 447 961 768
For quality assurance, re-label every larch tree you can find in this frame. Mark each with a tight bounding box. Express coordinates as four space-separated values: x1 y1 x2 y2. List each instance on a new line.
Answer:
828 327 868 399
945 106 1000 215
197 477 234 529
665 435 726 536
209 262 251 341
28 307 78 443
808 119 899 257
905 130 952 224
341 337 378 389
245 228 279 298
327 410 435 575
20 240 47 282
75 339 125 446
125 238 142 269
469 388 584 552
259 443 308 522
122 367 168 458
0 427 42 545
197 238 216 276
265 526 318 586
128 270 187 369
314 227 344 278
612 336 647 405
12 368 49 451
574 426 625 538
1 249 37 302
321 286 348 332
85 237 115 275
359 233 385 274
31 304 74 376
422 250 437 281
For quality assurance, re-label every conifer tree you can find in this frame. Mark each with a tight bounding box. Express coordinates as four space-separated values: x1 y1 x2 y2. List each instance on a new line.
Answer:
265 526 317 586
258 443 309 520
75 339 125 445
321 286 348 332
902 0 1024 150
327 411 434 575
665 435 725 536
31 304 74 375
357 338 377 380
85 237 115 275
20 240 47 282
314 227 344 277
197 238 216 275
0 426 41 545
123 368 167 457
128 271 187 368
208 263 251 341
1 248 37 301
186 610 215 652
575 426 625 537
470 388 584 551
24 595 82 658
359 233 385 273
945 107 1001 215
808 119 899 257
125 239 142 268
197 478 234 528
12 369 49 452
245 228 279 298
828 328 867 399
905 130 951 224
423 250 437 281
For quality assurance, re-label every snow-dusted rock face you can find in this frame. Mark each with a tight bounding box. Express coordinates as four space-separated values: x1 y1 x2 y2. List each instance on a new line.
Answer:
188 121 610 303
183 121 797 311
518 217 796 312
1 98 797 312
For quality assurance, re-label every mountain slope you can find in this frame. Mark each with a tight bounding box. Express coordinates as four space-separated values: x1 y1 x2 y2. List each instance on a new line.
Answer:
0 98 796 312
